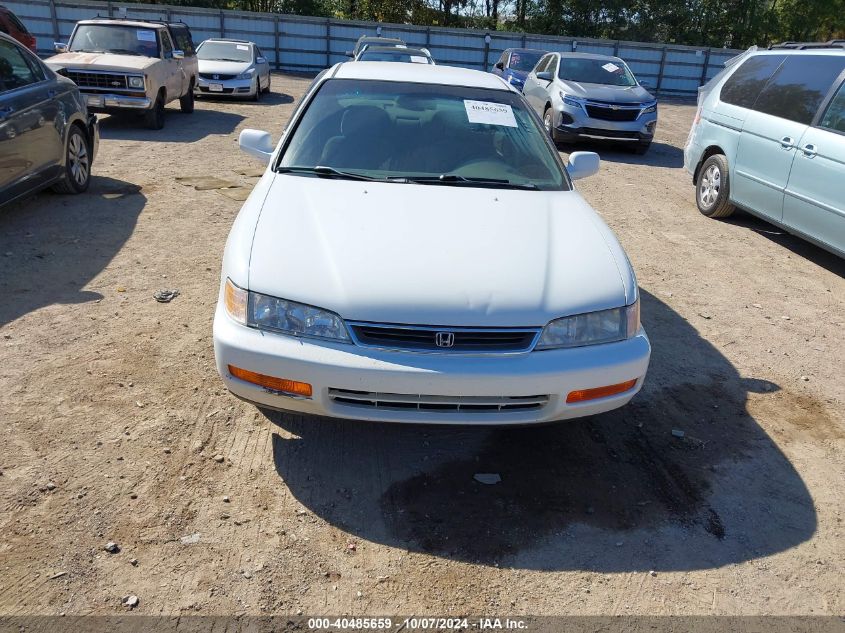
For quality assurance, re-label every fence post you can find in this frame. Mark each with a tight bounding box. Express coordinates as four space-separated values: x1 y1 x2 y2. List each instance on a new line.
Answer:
219 10 225 38
106 1 113 17
426 27 431 48
325 18 331 68
656 46 667 93
613 40 619 56
699 47 712 86
274 15 280 72
48 0 60 43
483 33 490 71
521 33 526 47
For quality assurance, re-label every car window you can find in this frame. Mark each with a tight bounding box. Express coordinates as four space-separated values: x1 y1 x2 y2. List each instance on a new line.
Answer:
509 50 543 72
753 55 845 125
169 25 195 56
198 41 253 63
70 24 161 57
719 54 786 109
0 38 40 92
558 56 636 87
819 80 845 134
534 55 551 74
255 46 263 60
161 31 173 58
279 78 568 191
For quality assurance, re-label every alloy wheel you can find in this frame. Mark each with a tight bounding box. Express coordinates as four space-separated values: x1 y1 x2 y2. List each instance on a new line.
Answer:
699 163 720 208
68 131 89 187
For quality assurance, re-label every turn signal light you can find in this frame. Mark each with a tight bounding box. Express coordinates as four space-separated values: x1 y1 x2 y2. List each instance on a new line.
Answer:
228 365 312 398
566 379 637 404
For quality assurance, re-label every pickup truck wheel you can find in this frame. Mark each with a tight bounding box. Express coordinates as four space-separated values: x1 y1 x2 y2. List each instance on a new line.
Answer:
52 124 91 194
144 94 165 130
696 154 735 218
180 82 195 113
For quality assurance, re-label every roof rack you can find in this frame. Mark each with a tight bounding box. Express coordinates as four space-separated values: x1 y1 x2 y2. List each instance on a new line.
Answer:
768 40 845 50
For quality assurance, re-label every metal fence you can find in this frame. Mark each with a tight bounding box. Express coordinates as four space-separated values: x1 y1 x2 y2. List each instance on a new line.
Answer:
8 0 743 96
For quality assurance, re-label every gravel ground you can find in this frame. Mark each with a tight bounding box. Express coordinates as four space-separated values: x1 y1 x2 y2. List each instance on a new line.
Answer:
0 73 843 617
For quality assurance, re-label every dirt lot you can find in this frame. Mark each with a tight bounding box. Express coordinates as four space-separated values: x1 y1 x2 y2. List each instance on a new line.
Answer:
0 73 843 618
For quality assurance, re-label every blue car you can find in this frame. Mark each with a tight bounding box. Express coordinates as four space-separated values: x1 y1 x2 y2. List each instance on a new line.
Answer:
491 48 546 91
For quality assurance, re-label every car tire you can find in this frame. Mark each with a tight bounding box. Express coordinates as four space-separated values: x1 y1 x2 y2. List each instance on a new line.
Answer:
144 93 165 130
180 81 195 113
52 124 91 195
263 75 271 94
543 107 554 139
633 141 651 155
252 79 261 102
696 154 735 218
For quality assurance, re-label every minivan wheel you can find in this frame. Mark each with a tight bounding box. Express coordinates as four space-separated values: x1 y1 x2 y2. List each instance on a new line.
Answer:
696 154 735 218
52 125 90 194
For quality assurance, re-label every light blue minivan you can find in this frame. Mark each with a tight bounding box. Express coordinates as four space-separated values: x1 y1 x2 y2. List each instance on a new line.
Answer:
684 44 845 258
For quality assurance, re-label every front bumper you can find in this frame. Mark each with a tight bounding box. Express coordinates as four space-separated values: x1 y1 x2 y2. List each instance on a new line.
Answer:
82 92 152 111
553 101 657 144
213 305 651 425
196 75 255 96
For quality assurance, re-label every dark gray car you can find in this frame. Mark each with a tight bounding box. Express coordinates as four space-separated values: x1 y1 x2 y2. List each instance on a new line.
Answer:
0 32 98 206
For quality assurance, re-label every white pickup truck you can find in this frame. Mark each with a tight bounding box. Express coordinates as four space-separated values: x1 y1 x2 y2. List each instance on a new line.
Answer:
47 18 198 129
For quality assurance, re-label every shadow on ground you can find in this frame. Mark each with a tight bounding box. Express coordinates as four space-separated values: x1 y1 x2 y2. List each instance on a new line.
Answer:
197 91 294 106
99 107 244 143
724 210 845 278
0 176 145 327
561 140 684 169
265 290 816 571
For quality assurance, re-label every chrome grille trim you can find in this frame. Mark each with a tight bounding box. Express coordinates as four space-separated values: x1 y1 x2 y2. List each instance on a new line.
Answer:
63 69 142 93
583 100 643 122
329 389 550 412
346 321 541 354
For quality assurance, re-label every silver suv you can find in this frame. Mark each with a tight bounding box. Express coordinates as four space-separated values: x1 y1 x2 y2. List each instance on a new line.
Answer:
522 52 657 154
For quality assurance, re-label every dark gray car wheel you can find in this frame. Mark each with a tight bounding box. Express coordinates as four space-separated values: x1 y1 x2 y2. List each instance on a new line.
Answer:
52 125 91 194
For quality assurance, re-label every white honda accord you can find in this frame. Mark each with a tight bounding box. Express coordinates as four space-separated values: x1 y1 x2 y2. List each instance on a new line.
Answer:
213 62 650 425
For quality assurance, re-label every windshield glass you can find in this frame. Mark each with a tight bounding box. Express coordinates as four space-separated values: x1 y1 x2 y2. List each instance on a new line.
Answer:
509 50 543 71
558 57 637 87
197 41 252 63
358 50 430 63
278 79 567 191
69 24 160 57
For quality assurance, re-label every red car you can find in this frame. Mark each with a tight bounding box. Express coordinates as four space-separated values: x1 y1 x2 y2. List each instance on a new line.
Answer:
0 5 35 52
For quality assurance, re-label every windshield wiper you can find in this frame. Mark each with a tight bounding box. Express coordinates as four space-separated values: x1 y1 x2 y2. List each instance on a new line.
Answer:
403 174 539 190
277 165 382 182
107 48 145 56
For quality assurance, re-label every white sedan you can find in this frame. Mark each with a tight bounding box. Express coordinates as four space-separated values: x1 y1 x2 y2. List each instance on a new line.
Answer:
213 62 650 425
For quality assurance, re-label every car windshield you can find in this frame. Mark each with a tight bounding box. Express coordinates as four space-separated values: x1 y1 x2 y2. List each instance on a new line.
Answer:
509 51 543 71
198 41 252 63
278 79 568 191
358 50 430 63
558 57 637 87
69 24 160 57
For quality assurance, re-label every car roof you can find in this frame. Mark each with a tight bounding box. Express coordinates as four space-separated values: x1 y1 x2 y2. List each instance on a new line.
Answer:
202 38 253 45
752 48 845 56
77 19 166 29
361 46 429 55
333 61 510 90
555 51 625 63
505 48 546 54
357 35 403 43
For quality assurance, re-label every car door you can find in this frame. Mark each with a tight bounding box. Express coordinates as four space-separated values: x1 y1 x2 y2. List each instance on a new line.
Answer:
168 24 198 87
0 36 62 203
782 72 845 255
732 55 845 223
160 29 183 99
255 46 270 89
523 54 551 113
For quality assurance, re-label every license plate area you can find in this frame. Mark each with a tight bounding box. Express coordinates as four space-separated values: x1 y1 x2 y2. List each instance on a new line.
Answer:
209 83 223 92
86 95 104 107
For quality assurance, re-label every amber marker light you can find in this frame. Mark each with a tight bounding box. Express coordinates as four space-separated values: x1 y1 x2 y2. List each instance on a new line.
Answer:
224 278 248 324
228 365 313 398
566 379 637 404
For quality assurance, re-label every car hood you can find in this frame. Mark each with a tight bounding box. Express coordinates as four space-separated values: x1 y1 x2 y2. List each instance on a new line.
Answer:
245 176 632 327
198 60 252 75
46 52 159 72
559 80 653 103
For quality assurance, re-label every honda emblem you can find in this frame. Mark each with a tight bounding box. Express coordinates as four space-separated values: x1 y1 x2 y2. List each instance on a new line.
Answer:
435 332 455 348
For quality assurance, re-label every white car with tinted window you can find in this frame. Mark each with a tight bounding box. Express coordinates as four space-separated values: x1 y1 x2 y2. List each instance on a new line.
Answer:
214 62 650 425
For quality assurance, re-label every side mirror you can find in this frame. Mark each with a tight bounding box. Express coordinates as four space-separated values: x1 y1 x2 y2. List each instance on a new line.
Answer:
172 49 185 60
239 129 274 164
639 79 652 89
536 70 553 82
54 42 68 53
344 50 354 57
256 56 266 64
495 61 504 70
567 151 600 181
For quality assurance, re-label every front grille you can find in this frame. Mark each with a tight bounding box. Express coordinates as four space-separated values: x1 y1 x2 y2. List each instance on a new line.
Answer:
329 389 550 413
578 127 641 139
585 102 640 122
200 72 237 80
349 322 540 353
65 70 127 90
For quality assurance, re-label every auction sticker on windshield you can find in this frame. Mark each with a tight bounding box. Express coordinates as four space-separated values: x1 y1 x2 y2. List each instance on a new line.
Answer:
136 29 156 42
463 100 517 127
602 62 620 73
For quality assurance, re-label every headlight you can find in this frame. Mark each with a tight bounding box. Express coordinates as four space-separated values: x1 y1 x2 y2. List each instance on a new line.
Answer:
535 299 640 350
127 75 144 89
559 91 583 110
236 68 256 80
641 101 657 114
